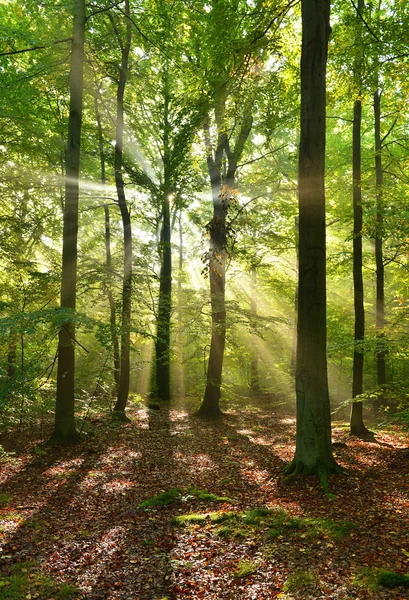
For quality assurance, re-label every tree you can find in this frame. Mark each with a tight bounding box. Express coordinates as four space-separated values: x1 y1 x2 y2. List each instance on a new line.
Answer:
49 0 85 444
285 0 340 485
111 0 132 419
350 0 370 436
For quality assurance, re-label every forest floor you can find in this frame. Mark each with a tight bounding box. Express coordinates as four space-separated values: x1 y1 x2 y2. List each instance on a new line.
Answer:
0 396 409 600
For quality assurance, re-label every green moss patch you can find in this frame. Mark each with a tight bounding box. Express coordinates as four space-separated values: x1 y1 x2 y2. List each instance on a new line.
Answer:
353 567 409 592
0 562 79 600
140 488 181 508
172 506 354 542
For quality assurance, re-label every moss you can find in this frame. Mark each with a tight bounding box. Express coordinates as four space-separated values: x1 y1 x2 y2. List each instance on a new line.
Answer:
140 488 181 508
0 562 79 600
233 560 259 578
0 494 12 506
378 571 409 589
283 569 319 593
172 512 209 525
187 487 233 503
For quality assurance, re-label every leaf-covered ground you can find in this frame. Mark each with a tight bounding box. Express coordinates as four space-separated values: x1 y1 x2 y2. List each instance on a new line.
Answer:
1 398 409 599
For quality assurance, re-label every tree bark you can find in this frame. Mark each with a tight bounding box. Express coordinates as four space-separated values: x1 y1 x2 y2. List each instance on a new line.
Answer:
250 264 260 392
95 96 120 394
285 0 340 486
374 88 386 404
197 105 252 417
113 0 132 418
154 72 172 403
49 0 85 444
350 0 369 436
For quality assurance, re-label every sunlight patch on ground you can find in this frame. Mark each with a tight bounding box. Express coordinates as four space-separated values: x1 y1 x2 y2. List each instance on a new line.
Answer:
101 480 135 495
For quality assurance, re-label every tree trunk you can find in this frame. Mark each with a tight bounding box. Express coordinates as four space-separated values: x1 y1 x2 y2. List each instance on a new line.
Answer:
197 106 252 417
285 0 340 486
350 0 369 436
154 74 172 403
176 211 185 397
113 0 132 419
290 216 299 376
374 88 386 404
95 95 120 394
49 0 85 444
250 264 260 392
198 176 226 417
7 331 17 378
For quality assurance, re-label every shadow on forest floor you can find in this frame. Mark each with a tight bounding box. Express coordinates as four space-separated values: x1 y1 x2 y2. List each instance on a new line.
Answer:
0 395 408 599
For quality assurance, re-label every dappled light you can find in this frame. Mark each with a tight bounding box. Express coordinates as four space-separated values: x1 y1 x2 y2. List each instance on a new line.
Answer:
2 0 409 597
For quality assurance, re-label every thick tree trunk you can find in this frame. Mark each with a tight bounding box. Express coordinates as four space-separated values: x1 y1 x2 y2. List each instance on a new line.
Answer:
113 0 132 418
250 265 260 392
350 0 369 436
49 0 85 444
374 88 386 404
95 96 120 394
286 0 340 486
154 77 172 403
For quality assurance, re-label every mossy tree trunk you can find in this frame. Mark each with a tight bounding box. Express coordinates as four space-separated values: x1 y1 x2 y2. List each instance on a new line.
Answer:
49 0 85 445
286 0 340 486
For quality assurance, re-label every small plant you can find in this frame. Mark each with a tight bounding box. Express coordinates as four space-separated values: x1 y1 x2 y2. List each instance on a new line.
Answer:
233 560 259 578
283 569 319 593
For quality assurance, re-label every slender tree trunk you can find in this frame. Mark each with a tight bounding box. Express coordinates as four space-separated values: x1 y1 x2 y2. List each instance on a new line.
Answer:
350 0 369 436
374 88 386 403
49 0 85 444
290 216 299 376
285 0 340 486
95 96 120 394
154 74 172 402
113 0 132 418
176 211 185 397
198 108 252 417
250 264 260 392
7 331 17 378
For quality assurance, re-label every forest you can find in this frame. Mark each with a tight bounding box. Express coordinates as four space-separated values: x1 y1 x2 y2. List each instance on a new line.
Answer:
1 0 409 598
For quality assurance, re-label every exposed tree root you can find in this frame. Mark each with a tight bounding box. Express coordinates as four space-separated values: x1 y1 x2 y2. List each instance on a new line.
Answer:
194 405 223 419
349 426 375 439
112 410 131 423
283 458 343 491
46 431 82 446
